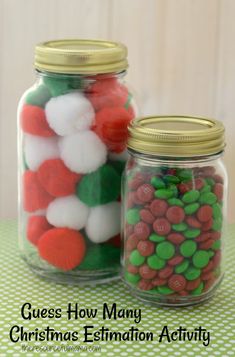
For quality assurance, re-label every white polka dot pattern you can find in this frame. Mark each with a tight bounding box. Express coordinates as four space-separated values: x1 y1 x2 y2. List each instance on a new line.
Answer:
0 221 235 356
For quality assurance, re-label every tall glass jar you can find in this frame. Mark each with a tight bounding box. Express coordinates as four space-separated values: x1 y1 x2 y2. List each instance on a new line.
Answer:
18 39 137 284
122 116 227 306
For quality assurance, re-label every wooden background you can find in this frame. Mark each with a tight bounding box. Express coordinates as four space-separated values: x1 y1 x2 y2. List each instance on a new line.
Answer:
0 0 234 222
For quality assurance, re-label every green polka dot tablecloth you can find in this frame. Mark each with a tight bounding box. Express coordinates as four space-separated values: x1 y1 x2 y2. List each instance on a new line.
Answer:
0 221 235 357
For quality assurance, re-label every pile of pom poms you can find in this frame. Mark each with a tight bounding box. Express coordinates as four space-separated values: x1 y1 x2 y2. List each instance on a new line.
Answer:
20 75 137 271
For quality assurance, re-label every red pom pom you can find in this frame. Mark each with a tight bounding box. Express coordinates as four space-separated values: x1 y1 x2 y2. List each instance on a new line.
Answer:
93 107 132 152
87 78 129 111
107 234 121 247
23 171 54 212
37 159 81 197
20 104 55 137
38 228 86 271
27 215 52 246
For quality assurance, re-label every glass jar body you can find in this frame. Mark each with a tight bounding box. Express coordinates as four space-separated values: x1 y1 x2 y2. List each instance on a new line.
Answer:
18 70 137 284
122 151 227 306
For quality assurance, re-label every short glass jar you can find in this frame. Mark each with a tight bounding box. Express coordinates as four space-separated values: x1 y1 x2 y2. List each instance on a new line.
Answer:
122 116 227 306
18 39 137 284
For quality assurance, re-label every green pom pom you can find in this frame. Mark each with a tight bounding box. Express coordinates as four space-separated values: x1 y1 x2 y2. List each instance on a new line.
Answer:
43 75 83 97
78 244 120 270
25 84 51 107
77 164 121 206
109 160 126 176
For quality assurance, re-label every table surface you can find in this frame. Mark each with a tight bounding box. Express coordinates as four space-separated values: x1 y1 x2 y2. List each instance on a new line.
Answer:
0 221 234 357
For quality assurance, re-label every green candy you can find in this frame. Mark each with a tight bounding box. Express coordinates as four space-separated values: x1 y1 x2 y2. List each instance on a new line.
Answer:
184 203 200 215
184 228 201 239
78 244 120 270
192 250 210 268
175 260 189 274
168 198 184 207
154 188 174 199
212 203 222 219
125 272 140 284
200 185 211 194
158 286 174 295
151 176 166 189
109 160 126 176
129 250 145 266
180 241 197 257
164 175 180 184
182 190 200 204
191 282 204 296
212 218 222 231
199 192 217 205
126 209 140 225
25 84 51 107
77 164 120 206
172 222 188 232
205 178 215 186
212 240 221 250
149 233 165 243
168 184 178 197
147 254 166 270
184 267 201 280
178 169 193 181
208 250 215 258
156 242 175 260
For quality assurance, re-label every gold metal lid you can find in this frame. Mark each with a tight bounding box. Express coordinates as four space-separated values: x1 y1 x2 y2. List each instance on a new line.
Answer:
128 116 225 157
34 39 128 74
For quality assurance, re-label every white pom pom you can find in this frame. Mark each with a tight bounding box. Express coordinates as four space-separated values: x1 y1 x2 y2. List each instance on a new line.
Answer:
109 150 129 161
85 202 121 243
24 134 59 171
45 92 95 135
59 131 107 174
46 195 89 230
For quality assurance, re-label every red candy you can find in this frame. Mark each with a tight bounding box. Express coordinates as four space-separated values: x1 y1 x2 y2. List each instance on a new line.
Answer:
134 222 151 240
87 78 129 111
128 173 145 190
194 178 205 190
23 171 54 212
150 199 168 217
201 218 213 231
186 278 201 291
166 206 185 224
137 240 155 256
195 232 213 243
138 280 153 291
153 218 171 236
199 239 214 250
136 184 155 203
27 215 52 246
167 233 185 245
139 264 157 279
127 264 139 274
140 209 155 224
37 159 81 197
168 255 184 266
108 234 121 247
93 107 132 152
197 205 213 222
178 182 191 194
213 183 223 201
126 234 139 251
186 216 202 228
201 271 214 281
38 228 86 271
20 104 55 137
202 260 214 273
152 277 167 287
168 274 186 292
158 266 173 279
